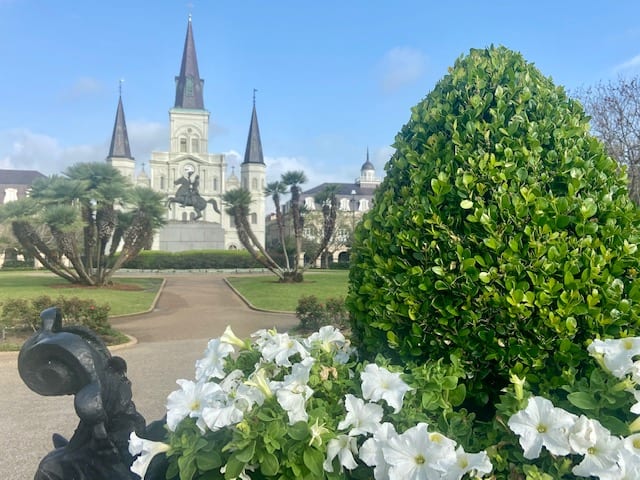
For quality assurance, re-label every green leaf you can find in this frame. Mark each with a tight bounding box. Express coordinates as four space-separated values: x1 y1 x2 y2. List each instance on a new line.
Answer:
288 421 309 441
567 392 598 410
235 442 256 463
224 457 246 479
196 450 223 471
260 452 280 476
303 448 325 477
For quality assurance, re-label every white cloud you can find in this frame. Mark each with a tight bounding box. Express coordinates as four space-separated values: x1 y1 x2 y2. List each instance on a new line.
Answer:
378 47 428 92
614 54 640 73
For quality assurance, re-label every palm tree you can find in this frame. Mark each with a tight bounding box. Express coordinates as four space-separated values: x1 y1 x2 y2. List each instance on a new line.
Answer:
264 180 290 270
223 188 284 280
308 184 339 268
0 162 166 285
281 170 307 272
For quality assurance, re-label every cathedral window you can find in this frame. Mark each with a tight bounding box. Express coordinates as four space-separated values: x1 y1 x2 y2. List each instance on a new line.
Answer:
251 213 257 224
160 176 166 190
359 199 369 211
191 138 199 153
180 138 187 153
213 177 218 191
339 198 351 211
252 178 258 190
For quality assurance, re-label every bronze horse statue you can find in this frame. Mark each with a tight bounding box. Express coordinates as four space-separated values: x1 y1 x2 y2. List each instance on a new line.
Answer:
166 175 220 220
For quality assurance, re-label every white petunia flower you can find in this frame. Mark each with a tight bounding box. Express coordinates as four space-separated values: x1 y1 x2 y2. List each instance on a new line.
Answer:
166 379 225 432
244 368 274 399
202 403 244 431
441 446 493 480
129 432 170 479
337 394 383 436
359 422 398 480
305 325 347 353
360 363 413 413
588 337 640 378
323 434 359 473
195 338 234 381
570 416 622 478
260 332 310 367
274 358 315 424
606 448 640 480
220 325 249 349
383 423 457 479
508 396 577 459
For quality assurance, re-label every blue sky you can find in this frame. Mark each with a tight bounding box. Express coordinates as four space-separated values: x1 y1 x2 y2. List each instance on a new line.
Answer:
2 0 640 193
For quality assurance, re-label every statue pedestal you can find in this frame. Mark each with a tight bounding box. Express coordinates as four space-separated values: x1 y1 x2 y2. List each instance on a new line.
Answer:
158 221 225 252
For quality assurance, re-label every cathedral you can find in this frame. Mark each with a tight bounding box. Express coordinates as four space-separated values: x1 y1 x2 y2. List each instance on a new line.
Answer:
106 16 266 252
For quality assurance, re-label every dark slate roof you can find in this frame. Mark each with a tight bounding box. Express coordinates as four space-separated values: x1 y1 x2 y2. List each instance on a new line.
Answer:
302 182 376 197
242 101 265 165
361 147 375 171
108 96 133 158
0 169 46 185
174 16 205 110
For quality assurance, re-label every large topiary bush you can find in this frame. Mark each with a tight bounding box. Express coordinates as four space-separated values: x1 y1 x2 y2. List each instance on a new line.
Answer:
347 45 640 408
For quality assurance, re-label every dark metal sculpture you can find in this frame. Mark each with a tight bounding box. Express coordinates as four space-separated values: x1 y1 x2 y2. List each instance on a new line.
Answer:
19 307 146 480
166 171 220 220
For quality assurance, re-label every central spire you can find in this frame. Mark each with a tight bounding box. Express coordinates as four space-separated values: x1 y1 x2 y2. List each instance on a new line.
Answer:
174 16 204 109
243 90 265 165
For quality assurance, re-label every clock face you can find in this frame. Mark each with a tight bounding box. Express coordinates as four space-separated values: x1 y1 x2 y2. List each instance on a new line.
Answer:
183 164 195 175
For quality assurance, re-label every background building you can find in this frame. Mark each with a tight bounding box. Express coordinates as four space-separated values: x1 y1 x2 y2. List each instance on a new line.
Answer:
0 169 46 265
108 17 266 252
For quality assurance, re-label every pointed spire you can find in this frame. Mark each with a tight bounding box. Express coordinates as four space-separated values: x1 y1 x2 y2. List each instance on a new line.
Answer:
108 92 132 158
174 16 204 109
243 91 265 165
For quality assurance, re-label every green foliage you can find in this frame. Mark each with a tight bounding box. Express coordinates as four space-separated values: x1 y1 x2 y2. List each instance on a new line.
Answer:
121 250 264 270
296 295 349 330
0 295 121 341
347 45 640 408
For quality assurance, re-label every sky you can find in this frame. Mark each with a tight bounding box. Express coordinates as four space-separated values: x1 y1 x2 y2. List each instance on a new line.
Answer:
2 0 640 196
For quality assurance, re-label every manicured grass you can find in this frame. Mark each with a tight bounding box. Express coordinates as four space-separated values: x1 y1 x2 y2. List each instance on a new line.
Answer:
226 270 350 312
0 272 163 316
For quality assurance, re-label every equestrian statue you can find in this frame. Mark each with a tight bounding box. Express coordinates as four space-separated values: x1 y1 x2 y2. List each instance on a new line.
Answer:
166 172 220 220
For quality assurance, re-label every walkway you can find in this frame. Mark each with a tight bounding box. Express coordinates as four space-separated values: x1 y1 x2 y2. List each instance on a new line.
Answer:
0 273 296 479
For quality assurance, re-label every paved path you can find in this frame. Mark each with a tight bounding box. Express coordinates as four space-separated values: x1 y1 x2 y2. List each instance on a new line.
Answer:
0 273 296 480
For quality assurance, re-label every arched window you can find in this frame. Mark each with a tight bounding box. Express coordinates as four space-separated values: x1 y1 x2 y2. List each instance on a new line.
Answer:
182 212 188 221
213 177 218 191
252 178 258 190
359 199 369 211
179 138 187 152
251 213 258 224
339 198 351 211
160 176 166 190
191 138 199 153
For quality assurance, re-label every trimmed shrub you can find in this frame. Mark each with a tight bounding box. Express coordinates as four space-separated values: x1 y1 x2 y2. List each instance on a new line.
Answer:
295 295 349 330
347 45 640 408
121 249 263 270
1 295 113 337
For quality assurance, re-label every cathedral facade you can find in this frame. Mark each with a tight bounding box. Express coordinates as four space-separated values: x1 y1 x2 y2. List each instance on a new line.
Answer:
107 17 266 252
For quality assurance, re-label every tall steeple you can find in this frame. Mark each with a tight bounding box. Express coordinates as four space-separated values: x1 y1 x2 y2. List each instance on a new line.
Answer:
108 94 132 158
174 15 204 110
242 90 265 165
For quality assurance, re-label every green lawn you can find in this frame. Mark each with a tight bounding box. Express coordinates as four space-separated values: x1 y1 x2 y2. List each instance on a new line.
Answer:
0 272 163 316
226 270 350 312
